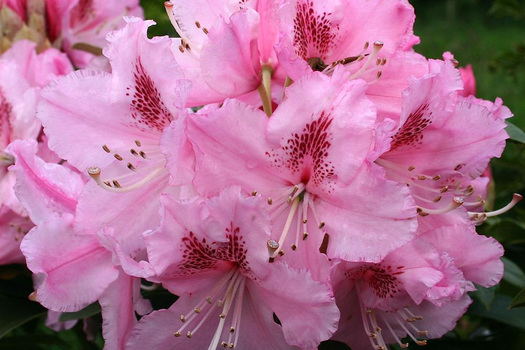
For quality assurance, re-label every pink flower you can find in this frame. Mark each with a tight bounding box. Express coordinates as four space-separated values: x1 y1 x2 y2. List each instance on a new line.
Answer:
182 67 417 266
164 0 285 107
128 187 339 349
376 59 510 219
276 0 419 80
331 211 503 349
0 0 143 68
0 40 72 264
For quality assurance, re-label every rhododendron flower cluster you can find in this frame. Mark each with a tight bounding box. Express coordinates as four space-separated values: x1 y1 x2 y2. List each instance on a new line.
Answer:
1 0 521 349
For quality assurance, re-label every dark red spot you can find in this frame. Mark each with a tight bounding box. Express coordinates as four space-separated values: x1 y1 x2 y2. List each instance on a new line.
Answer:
390 104 432 151
176 224 251 276
268 111 335 189
348 264 404 299
293 1 339 60
129 58 174 132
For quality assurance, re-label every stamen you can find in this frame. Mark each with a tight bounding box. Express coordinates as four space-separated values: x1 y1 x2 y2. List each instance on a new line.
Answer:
269 197 300 260
417 197 464 216
468 193 522 224
348 41 384 81
481 193 522 217
164 1 202 57
87 166 166 193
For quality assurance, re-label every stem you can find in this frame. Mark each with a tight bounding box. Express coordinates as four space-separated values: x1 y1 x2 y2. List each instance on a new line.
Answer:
258 65 273 117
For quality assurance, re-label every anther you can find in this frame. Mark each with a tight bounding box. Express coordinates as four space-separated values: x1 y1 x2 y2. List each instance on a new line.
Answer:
230 327 235 333
186 331 192 338
179 45 184 53
194 308 201 313
418 175 427 180
363 41 369 49
135 139 141 147
440 186 449 193
267 197 273 205
251 190 257 196
376 70 382 78
88 167 101 176
127 163 136 171
433 195 442 202
416 340 427 346
303 232 308 240
139 151 147 159
114 154 123 161
180 315 186 322
221 341 228 347
174 331 181 337
206 297 212 304
228 344 234 349
432 175 441 181
278 250 285 256
112 180 121 188
408 166 415 171
102 145 110 153
219 314 226 319
195 21 201 28
202 28 209 34
267 240 279 250
318 221 325 229
130 149 139 156
291 244 297 250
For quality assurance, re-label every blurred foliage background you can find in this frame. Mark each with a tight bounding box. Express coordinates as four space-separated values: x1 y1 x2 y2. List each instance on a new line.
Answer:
0 0 524 349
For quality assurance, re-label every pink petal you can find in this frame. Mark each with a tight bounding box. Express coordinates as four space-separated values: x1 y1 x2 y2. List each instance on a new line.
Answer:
21 217 118 312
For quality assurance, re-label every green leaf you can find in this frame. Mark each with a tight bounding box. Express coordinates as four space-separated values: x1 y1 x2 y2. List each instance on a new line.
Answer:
506 122 525 144
469 295 525 330
502 257 525 288
59 302 101 322
0 295 47 339
473 284 497 309
510 288 525 309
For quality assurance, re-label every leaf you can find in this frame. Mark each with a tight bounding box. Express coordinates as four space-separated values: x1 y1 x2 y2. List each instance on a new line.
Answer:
510 288 525 309
59 302 101 322
506 122 525 144
473 284 497 310
502 257 525 288
0 295 47 339
469 295 525 330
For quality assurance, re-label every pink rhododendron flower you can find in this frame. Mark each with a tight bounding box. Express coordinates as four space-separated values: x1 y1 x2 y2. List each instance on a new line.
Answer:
164 0 285 107
0 0 143 68
182 67 417 270
376 59 511 220
331 211 503 349
0 40 72 264
276 0 418 79
128 187 339 349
